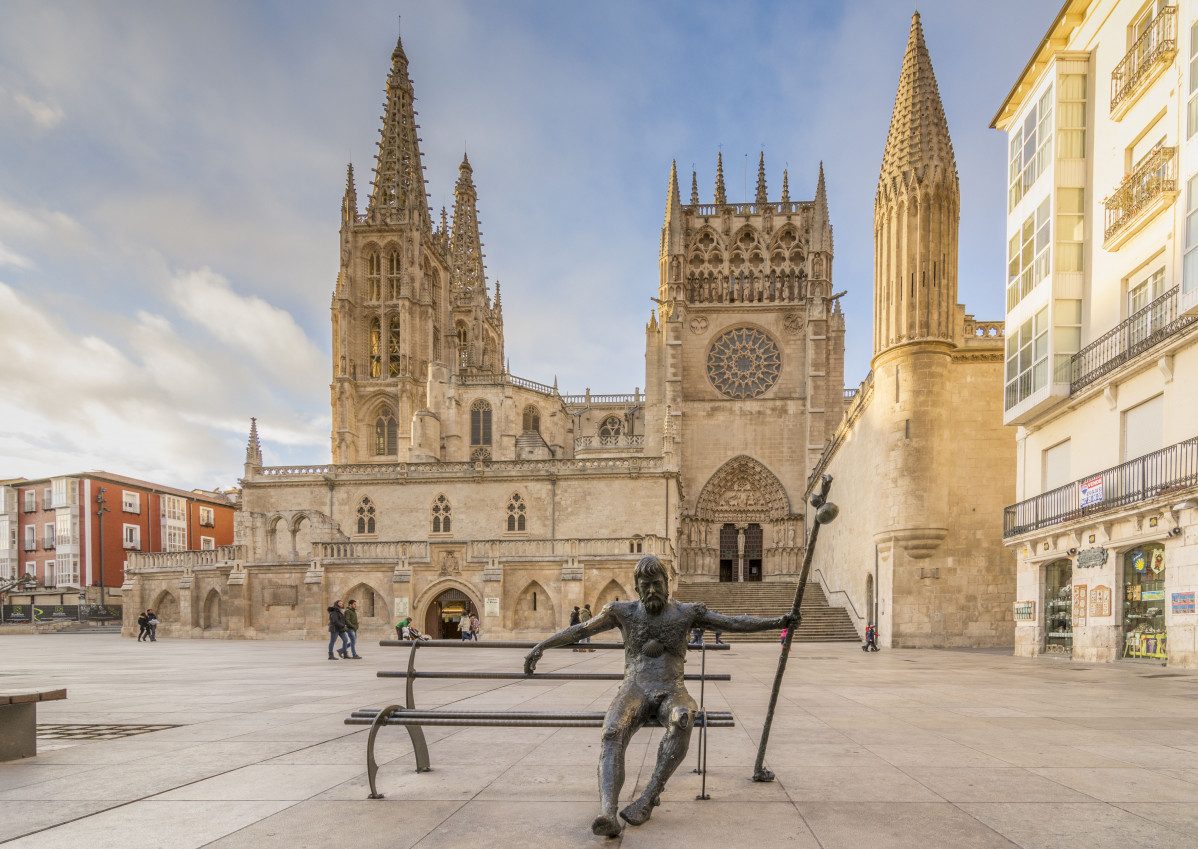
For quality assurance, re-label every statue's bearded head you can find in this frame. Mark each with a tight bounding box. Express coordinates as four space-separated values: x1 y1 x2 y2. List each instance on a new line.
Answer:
634 555 668 616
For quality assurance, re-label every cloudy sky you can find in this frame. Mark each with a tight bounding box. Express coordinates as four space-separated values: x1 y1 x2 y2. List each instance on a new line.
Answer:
0 0 1059 490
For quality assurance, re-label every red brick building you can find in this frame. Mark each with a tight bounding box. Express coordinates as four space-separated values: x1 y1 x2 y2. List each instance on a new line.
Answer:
0 472 235 594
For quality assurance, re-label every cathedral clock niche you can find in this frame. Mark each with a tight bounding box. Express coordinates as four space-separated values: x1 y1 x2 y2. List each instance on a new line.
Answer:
705 327 781 399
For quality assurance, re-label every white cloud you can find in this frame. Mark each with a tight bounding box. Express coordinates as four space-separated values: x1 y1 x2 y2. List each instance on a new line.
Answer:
13 92 64 129
167 267 327 396
0 241 33 269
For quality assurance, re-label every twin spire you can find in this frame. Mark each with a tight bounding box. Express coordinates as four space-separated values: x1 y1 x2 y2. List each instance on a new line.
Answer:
367 34 432 229
676 152 823 213
450 152 489 304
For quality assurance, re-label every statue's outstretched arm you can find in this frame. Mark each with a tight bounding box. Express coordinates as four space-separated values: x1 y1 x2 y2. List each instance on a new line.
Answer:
696 607 794 634
523 604 618 674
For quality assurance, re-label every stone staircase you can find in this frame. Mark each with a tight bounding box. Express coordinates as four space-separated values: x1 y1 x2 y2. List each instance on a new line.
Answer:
673 581 861 643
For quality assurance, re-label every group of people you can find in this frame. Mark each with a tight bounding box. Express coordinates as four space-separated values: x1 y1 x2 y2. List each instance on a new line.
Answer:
458 611 481 641
688 627 724 645
326 598 364 660
135 609 159 642
569 604 594 650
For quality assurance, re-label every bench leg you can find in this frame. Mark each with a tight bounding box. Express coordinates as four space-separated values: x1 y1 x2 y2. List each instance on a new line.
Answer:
366 706 433 799
0 703 37 762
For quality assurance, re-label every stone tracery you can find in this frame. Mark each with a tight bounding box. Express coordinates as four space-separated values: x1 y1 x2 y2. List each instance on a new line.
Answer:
695 455 790 522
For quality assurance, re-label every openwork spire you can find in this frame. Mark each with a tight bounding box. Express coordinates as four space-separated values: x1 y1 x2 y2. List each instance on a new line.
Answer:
811 162 831 253
342 163 357 222
367 34 431 229
450 153 486 301
780 169 790 204
690 170 699 205
879 12 957 188
755 152 768 204
246 417 262 466
714 152 727 205
665 159 682 224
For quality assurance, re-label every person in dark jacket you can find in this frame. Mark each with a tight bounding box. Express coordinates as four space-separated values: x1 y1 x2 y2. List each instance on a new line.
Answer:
344 599 363 659
136 610 150 642
327 600 350 660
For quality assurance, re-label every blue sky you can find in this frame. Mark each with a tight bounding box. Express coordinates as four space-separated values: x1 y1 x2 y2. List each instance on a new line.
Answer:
0 0 1059 489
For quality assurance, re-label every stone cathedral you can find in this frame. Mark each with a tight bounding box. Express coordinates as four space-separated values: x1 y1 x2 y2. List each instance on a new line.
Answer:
123 16 1011 647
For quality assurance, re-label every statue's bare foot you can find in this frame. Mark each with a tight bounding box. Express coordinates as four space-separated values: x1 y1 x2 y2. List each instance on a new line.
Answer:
619 793 657 826
592 814 622 838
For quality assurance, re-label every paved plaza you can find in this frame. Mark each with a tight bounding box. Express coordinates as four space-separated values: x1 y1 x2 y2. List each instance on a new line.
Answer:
1 635 1197 848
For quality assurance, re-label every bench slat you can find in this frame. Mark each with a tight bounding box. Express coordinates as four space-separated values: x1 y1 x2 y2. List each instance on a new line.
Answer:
376 671 730 682
382 640 729 651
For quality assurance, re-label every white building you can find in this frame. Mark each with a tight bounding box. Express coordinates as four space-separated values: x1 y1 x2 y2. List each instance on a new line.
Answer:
994 0 1198 667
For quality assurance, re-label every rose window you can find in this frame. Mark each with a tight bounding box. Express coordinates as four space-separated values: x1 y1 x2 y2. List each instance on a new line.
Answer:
706 327 781 399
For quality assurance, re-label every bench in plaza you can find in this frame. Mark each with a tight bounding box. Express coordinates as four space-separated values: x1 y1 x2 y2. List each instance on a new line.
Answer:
344 639 730 799
0 688 67 761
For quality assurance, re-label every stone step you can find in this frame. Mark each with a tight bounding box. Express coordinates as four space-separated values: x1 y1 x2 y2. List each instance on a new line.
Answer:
675 580 861 644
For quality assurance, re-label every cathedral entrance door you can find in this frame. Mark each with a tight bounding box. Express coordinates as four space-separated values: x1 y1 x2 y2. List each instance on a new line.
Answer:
426 588 471 639
719 525 737 582
745 524 763 582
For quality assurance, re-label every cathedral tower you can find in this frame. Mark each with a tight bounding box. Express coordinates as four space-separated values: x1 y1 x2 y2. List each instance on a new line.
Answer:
449 154 504 375
330 36 454 464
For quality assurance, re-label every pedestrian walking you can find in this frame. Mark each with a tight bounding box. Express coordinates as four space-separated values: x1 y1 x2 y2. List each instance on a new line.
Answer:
470 613 480 641
779 626 790 652
579 603 593 650
327 599 350 660
459 609 473 641
136 609 149 642
344 599 363 659
570 606 582 650
863 622 880 652
712 630 724 645
146 610 158 642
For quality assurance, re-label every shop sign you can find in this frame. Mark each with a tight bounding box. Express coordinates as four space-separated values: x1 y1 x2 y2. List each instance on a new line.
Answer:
1076 547 1107 569
1 605 78 623
1072 585 1088 627
1172 592 1196 614
1142 590 1165 601
393 597 409 617
1013 601 1035 621
2 605 31 623
1089 586 1111 618
1079 476 1104 508
484 597 500 617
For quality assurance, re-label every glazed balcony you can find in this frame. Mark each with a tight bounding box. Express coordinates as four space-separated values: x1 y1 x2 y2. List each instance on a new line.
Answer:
1103 146 1178 249
1070 285 1197 393
1003 435 1198 538
1110 7 1177 120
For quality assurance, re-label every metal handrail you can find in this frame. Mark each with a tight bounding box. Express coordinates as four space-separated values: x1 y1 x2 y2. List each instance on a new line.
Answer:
1103 145 1177 243
1070 285 1197 393
1110 7 1177 114
1003 435 1198 538
810 568 864 623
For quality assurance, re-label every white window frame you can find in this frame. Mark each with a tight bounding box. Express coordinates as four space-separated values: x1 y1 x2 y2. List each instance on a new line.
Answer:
44 522 55 547
24 561 35 576
199 506 215 527
122 491 140 514
1184 174 1198 297
23 525 35 550
22 490 34 512
200 536 215 551
44 560 55 586
123 524 141 550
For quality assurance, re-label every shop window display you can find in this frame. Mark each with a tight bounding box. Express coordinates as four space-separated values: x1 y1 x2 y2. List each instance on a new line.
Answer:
1123 544 1167 659
1044 559 1072 655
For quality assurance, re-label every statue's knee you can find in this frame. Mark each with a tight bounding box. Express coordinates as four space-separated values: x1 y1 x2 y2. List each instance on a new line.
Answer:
601 725 623 743
670 706 695 730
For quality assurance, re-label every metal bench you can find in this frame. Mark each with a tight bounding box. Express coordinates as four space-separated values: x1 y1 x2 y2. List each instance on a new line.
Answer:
345 639 730 799
0 688 67 761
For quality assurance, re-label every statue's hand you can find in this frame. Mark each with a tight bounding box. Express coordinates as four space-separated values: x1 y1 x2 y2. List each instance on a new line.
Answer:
523 647 543 676
781 612 799 628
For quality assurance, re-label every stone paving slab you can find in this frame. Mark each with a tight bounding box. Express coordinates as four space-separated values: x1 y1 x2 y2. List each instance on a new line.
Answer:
1 635 1197 847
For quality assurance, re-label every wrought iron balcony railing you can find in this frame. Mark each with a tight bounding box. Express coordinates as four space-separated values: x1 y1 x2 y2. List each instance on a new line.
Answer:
1110 7 1178 115
1070 285 1197 393
1003 436 1198 538
1104 146 1177 245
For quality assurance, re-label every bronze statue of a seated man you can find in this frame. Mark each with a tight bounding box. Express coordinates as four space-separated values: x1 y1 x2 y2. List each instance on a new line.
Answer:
525 554 791 837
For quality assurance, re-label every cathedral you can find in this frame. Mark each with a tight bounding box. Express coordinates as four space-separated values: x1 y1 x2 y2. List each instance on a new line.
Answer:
122 15 1010 647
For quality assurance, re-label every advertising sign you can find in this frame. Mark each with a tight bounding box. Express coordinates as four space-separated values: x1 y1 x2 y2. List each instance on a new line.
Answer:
1079 476 1104 508
1 605 79 623
1172 592 1196 615
1072 585 1087 627
1089 586 1111 618
1013 601 1035 621
1 605 31 624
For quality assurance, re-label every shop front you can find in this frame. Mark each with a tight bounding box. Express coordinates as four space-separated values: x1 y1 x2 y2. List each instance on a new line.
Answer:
1123 543 1166 660
1044 558 1073 655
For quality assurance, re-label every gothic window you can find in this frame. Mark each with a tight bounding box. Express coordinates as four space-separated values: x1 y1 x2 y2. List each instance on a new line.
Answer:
457 323 469 369
356 497 376 535
506 493 526 532
369 317 382 378
386 250 401 299
599 416 623 444
430 270 440 313
522 405 540 432
431 494 451 534
471 400 492 447
433 327 441 363
706 327 781 399
374 410 397 455
367 251 381 301
389 315 401 377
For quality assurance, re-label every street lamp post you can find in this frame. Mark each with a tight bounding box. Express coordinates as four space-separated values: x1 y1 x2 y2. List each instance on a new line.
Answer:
95 488 109 607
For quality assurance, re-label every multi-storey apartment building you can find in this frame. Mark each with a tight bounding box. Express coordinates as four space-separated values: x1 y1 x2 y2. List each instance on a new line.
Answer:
995 0 1198 667
0 473 235 598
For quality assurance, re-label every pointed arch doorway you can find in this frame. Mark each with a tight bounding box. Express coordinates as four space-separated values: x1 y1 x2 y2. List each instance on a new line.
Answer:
424 587 474 639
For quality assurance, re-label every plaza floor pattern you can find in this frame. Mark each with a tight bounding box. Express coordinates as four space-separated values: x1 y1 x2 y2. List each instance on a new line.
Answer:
1 635 1197 848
